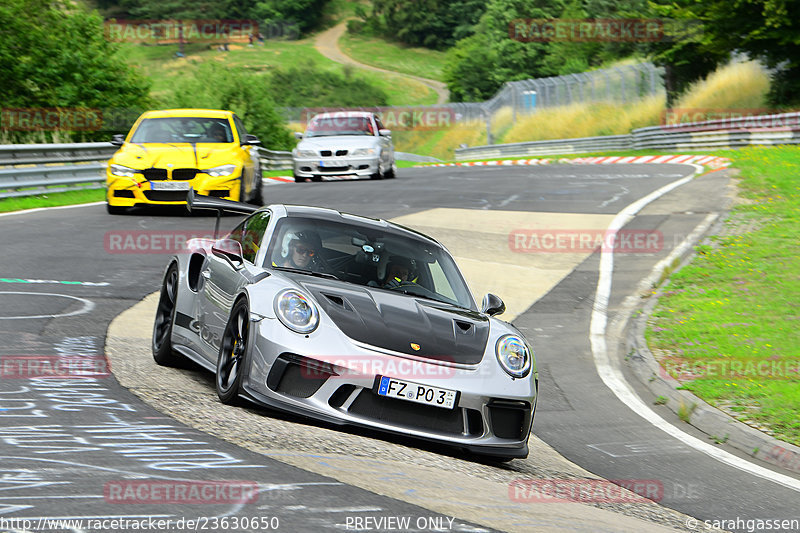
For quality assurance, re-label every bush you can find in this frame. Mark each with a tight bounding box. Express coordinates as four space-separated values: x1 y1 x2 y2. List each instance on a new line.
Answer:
265 62 389 108
162 62 294 150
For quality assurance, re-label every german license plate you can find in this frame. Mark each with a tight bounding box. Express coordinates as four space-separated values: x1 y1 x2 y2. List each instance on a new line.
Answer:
150 181 190 191
319 159 344 167
377 376 457 409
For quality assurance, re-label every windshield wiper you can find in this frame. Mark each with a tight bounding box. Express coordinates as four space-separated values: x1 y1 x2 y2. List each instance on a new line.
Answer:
272 266 340 280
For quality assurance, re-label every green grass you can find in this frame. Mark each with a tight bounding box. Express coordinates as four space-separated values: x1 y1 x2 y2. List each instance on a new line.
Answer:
339 32 448 82
647 145 800 445
0 188 105 213
118 38 437 107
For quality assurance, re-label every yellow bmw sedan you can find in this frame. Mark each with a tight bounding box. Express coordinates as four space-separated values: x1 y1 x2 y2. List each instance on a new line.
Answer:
105 109 263 214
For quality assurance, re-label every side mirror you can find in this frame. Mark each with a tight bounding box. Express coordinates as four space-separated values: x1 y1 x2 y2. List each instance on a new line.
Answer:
111 134 125 147
242 134 261 146
378 129 391 137
294 132 304 140
481 293 505 316
211 238 244 268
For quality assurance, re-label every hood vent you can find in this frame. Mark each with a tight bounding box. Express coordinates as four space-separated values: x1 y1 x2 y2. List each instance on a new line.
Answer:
454 320 475 335
322 293 350 311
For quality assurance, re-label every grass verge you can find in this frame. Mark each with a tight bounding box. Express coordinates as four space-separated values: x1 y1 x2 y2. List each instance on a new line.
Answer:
339 32 447 82
0 188 105 213
646 145 800 446
119 40 436 107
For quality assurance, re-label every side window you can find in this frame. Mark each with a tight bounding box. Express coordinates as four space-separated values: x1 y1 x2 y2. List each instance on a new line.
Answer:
232 115 248 143
227 211 270 264
373 115 384 133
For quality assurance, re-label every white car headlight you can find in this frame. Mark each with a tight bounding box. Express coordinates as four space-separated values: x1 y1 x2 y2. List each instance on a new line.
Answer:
203 164 237 177
351 148 376 156
274 289 319 334
109 164 137 178
496 335 532 378
295 149 317 158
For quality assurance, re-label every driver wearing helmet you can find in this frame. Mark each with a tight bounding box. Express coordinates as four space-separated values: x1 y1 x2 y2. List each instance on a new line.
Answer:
275 230 321 270
382 255 416 288
208 122 229 143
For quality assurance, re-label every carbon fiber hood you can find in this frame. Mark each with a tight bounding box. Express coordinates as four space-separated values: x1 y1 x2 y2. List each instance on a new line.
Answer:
288 275 489 365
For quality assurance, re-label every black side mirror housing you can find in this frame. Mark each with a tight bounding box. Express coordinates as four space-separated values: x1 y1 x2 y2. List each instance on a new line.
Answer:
243 134 261 146
211 238 245 268
481 293 506 316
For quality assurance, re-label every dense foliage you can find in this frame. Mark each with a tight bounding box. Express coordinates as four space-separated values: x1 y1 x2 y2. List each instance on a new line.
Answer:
95 0 329 35
352 0 487 50
649 0 800 106
443 0 652 101
264 63 389 109
162 62 294 150
0 0 151 141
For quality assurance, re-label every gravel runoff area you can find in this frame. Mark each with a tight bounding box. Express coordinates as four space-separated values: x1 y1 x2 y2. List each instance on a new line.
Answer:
105 293 704 532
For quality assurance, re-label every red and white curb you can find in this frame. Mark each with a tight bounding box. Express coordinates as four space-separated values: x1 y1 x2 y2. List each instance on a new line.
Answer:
415 154 732 170
264 154 732 185
262 175 363 185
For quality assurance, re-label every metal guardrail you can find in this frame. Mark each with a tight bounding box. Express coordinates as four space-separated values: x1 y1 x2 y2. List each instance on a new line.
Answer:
0 144 438 198
0 143 297 199
454 135 632 160
4 110 797 197
260 148 293 171
455 111 800 160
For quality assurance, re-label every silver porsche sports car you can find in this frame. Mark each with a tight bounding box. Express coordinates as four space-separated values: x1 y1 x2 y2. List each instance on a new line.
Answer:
152 192 538 459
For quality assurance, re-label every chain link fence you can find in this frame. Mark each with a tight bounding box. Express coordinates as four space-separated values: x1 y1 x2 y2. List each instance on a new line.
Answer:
284 63 664 143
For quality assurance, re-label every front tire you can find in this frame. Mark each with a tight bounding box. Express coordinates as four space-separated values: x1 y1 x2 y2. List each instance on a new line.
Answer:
251 177 264 205
384 161 396 179
152 264 183 366
106 202 127 215
216 299 250 405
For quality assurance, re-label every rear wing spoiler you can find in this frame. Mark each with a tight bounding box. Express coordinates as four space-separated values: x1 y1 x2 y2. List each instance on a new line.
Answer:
186 188 260 215
185 188 260 239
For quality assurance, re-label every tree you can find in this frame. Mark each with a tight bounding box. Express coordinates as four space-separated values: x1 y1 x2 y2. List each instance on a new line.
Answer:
0 0 151 140
443 0 563 101
163 62 294 150
360 0 487 50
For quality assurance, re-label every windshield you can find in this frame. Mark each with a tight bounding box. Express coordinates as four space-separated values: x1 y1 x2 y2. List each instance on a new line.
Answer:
130 117 233 144
266 216 476 310
304 115 375 137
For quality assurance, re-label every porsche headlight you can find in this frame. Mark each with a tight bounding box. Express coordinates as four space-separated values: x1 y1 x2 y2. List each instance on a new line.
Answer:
496 335 532 378
295 149 316 158
110 164 137 178
351 148 376 156
203 164 237 177
274 289 319 334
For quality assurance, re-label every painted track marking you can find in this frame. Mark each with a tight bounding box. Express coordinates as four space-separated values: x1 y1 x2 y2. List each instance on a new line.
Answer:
590 164 800 493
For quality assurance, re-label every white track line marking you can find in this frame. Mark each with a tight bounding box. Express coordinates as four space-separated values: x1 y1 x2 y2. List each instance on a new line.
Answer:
590 164 800 493
0 202 104 218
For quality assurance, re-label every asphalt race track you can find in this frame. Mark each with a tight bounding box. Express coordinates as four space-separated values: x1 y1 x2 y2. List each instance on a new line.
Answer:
1 164 799 533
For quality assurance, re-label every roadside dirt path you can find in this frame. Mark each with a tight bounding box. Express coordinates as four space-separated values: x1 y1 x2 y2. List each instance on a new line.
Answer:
314 22 449 105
